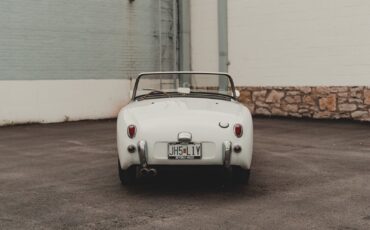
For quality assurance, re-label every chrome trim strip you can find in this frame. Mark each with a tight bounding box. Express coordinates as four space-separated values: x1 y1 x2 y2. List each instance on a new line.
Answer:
132 71 237 101
139 71 231 76
177 132 192 143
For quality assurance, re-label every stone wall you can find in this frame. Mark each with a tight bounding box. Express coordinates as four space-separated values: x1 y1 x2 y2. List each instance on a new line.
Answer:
238 86 370 122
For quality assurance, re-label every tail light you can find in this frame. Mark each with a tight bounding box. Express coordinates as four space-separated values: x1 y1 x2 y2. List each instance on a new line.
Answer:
234 124 243 138
127 125 136 138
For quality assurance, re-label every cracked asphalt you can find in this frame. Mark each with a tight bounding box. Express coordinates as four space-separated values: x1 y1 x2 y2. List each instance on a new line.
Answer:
0 118 369 229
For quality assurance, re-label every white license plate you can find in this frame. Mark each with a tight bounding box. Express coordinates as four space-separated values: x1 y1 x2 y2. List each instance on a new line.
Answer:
168 143 202 160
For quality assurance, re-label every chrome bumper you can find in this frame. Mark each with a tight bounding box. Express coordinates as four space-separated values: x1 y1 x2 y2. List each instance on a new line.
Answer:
222 141 232 168
137 140 148 168
138 140 233 168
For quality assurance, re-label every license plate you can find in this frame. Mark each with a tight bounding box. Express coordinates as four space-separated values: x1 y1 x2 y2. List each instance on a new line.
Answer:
168 143 202 160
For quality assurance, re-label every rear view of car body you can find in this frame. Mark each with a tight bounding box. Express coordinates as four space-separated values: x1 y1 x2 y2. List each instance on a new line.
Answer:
117 97 253 172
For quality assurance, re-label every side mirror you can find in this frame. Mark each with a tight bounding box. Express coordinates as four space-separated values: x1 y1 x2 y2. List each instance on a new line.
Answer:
235 90 240 99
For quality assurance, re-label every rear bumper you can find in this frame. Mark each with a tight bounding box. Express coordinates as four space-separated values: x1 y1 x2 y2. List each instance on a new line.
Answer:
136 140 232 168
118 138 253 170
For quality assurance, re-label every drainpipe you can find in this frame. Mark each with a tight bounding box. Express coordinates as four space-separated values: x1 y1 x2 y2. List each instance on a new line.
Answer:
178 0 191 71
218 0 229 89
178 0 192 87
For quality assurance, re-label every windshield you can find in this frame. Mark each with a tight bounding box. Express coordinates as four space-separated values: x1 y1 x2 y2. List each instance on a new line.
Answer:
132 72 236 101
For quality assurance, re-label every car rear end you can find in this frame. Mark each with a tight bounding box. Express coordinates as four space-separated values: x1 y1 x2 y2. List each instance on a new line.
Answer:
117 106 253 177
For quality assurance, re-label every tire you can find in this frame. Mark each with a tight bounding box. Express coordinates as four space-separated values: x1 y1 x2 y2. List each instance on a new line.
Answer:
118 160 137 185
232 167 250 184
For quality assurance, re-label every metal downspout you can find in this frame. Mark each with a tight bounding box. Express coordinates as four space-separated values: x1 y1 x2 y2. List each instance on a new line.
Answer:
178 0 191 86
178 0 191 71
218 0 229 89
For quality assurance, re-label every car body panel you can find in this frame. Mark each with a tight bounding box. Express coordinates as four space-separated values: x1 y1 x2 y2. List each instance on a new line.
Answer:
117 96 253 170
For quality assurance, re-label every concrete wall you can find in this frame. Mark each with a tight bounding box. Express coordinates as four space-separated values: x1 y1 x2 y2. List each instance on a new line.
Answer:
191 0 370 86
0 80 131 125
190 0 218 71
0 0 176 125
228 0 370 86
190 0 370 121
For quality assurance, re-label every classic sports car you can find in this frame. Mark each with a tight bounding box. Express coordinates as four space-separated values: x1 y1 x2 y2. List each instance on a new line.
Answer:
117 72 253 185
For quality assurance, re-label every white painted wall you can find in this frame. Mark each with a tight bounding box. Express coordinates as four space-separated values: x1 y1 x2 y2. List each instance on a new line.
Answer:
0 80 131 126
190 0 218 71
0 0 176 125
191 0 370 86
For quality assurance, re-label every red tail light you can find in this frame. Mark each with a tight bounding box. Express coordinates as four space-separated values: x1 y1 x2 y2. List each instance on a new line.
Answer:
127 125 136 138
234 124 243 138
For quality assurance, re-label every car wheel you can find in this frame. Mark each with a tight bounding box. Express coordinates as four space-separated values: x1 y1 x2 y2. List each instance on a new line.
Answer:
232 167 250 184
118 160 137 185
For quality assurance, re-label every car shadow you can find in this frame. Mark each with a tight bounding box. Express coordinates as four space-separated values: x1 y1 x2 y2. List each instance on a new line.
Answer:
122 168 268 199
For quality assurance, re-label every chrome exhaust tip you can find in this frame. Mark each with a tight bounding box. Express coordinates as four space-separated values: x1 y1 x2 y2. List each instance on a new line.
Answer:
148 168 157 177
140 168 149 176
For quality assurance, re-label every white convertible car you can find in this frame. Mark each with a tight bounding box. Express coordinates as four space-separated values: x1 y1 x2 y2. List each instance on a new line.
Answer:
117 72 253 185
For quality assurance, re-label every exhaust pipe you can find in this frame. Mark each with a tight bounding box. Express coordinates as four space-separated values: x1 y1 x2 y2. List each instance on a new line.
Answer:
140 168 157 177
140 168 150 176
148 168 157 177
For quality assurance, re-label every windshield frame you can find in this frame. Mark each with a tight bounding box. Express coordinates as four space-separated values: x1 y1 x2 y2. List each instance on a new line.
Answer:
131 71 237 101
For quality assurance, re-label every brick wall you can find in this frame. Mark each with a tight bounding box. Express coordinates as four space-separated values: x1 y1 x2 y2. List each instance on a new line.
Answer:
238 86 370 122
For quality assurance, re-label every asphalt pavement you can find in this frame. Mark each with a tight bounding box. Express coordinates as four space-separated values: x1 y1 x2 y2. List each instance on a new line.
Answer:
0 118 369 229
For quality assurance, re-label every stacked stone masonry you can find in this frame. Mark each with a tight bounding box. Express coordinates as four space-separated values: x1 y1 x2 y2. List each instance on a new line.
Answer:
238 86 370 122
